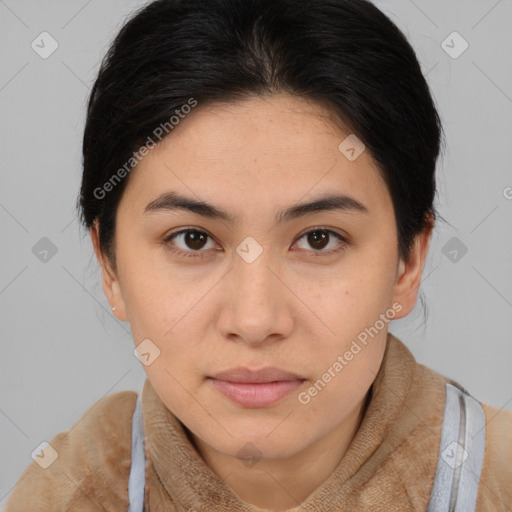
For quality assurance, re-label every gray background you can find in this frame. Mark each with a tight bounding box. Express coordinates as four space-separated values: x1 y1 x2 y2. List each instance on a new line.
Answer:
1 0 511 506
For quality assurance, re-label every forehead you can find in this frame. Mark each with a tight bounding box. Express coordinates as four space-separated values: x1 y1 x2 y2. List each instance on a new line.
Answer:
120 94 392 219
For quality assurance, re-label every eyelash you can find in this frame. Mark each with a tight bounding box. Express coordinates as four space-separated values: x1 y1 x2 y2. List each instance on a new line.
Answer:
163 227 349 259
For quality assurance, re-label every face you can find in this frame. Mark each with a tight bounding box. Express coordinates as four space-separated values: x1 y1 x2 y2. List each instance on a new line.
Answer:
93 93 429 462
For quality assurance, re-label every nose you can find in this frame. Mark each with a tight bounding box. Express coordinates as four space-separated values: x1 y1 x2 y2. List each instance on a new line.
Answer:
217 246 294 347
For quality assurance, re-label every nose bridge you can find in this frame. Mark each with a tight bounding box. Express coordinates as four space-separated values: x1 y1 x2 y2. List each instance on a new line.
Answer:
220 237 292 344
233 238 278 307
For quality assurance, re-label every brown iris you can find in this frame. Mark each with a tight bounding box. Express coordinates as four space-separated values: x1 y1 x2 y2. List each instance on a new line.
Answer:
306 230 330 251
184 230 208 250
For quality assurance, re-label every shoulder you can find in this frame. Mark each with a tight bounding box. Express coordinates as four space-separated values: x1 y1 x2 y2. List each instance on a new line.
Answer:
384 335 512 506
477 402 512 507
481 402 512 454
5 389 138 511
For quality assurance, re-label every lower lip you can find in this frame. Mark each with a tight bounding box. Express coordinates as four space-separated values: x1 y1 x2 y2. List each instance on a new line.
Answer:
209 378 305 408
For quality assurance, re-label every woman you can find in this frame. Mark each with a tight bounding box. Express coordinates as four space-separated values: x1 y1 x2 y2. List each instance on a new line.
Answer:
5 0 511 510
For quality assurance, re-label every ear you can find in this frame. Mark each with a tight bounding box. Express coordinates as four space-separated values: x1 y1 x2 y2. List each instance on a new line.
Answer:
391 218 433 319
90 221 128 321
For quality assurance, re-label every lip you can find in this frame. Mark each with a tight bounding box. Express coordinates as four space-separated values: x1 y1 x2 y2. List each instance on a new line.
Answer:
210 366 304 383
208 367 306 408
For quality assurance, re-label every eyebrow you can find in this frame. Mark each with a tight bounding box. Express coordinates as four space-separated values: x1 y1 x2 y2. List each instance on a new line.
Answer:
144 190 368 224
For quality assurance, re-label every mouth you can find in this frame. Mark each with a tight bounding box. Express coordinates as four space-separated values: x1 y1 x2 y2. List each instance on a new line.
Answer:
207 367 306 408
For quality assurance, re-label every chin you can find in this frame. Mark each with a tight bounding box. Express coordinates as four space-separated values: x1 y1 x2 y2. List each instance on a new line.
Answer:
196 420 311 461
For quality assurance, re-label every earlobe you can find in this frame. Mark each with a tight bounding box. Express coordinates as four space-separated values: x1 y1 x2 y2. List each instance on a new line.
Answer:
90 221 128 321
106 275 128 321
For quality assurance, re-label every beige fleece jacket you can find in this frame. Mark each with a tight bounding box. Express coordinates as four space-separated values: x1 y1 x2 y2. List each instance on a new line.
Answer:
4 333 512 511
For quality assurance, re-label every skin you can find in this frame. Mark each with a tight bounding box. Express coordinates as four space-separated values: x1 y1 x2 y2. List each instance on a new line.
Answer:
91 93 432 510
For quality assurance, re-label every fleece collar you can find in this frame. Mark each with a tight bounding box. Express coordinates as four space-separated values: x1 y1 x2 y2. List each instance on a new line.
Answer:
141 332 443 511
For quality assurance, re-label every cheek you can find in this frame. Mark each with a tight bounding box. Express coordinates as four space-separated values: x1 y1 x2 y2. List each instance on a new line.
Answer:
310 329 388 413
303 264 397 345
300 250 396 388
115 242 184 335
343 242 398 311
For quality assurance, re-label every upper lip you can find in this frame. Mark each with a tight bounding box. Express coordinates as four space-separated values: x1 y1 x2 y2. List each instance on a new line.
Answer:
210 367 304 383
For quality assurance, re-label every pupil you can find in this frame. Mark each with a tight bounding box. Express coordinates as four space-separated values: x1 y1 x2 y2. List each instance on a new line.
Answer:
308 230 328 250
186 231 206 250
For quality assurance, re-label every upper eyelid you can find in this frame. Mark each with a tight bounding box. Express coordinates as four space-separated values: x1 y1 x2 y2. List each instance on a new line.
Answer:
295 226 347 241
165 227 217 245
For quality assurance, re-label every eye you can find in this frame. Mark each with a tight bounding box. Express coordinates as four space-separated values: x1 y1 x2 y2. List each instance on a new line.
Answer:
164 228 218 258
293 228 348 256
163 227 349 259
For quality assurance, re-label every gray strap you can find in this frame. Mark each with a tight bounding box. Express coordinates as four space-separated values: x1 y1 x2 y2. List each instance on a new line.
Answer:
127 393 146 512
427 383 486 512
